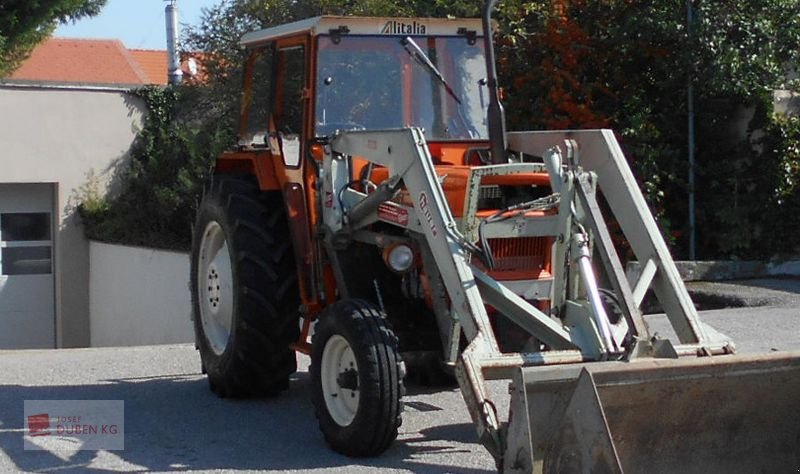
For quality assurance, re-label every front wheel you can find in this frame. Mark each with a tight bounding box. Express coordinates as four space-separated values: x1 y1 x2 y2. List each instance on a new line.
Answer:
310 299 404 457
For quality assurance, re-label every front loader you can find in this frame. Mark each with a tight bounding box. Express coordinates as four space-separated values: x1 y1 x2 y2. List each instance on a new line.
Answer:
190 4 800 472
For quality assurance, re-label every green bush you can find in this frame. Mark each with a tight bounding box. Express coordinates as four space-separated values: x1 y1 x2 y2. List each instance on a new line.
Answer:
78 85 231 251
758 113 800 258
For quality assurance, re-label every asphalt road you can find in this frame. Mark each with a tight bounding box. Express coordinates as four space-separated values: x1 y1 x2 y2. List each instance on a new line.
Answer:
1 278 798 473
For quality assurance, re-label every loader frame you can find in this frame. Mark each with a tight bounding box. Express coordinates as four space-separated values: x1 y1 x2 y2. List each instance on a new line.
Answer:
326 127 735 466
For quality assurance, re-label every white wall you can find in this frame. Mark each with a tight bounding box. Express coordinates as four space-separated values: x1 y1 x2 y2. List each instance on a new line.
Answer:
89 241 194 347
0 85 145 347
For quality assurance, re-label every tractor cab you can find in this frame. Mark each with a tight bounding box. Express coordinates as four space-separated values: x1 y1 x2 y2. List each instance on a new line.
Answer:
236 17 491 169
223 16 553 313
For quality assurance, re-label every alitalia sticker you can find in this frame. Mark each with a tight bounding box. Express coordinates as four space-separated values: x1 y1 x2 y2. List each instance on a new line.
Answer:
381 20 427 35
377 203 409 226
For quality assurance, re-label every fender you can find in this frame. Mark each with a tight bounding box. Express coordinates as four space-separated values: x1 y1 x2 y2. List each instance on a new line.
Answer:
215 150 281 191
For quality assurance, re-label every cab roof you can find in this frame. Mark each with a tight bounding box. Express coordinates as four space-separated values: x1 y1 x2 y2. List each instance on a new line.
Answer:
240 16 484 48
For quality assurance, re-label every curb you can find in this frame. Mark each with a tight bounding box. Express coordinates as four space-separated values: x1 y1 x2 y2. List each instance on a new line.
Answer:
627 260 800 282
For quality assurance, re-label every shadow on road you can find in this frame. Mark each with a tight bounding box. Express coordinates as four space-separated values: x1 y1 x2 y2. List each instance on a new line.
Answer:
0 370 492 473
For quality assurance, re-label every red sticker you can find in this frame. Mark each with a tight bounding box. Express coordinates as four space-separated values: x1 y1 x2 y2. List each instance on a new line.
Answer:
377 203 409 226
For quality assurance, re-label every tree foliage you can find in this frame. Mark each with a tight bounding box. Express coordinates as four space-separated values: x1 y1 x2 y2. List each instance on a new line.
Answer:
498 0 800 258
0 0 107 77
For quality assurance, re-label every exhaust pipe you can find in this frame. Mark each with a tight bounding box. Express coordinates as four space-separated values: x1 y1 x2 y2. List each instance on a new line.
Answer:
165 0 183 86
482 0 507 164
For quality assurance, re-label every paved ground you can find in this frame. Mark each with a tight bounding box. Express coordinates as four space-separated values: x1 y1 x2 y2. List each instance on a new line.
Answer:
0 278 798 473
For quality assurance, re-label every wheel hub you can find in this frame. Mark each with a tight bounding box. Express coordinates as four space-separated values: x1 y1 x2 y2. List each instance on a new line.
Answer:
207 264 222 313
336 368 359 391
321 335 360 426
197 221 234 356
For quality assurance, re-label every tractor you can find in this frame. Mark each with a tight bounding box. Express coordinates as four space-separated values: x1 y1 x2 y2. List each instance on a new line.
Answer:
190 2 800 471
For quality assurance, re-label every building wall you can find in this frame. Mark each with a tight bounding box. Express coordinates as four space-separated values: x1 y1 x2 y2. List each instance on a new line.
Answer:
0 85 145 347
89 241 193 347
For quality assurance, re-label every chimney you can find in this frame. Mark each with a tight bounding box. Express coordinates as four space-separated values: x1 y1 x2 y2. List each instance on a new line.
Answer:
165 0 183 85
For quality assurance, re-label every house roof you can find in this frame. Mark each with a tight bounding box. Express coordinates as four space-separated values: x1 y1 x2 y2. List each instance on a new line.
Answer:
8 38 149 86
129 49 170 85
5 38 201 87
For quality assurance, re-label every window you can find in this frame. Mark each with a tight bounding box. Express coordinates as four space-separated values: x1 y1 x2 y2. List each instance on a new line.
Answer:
1 213 51 241
1 247 51 275
275 46 306 168
239 47 275 148
315 35 489 141
0 212 52 276
276 46 305 136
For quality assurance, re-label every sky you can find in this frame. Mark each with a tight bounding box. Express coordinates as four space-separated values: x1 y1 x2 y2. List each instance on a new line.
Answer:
54 0 223 50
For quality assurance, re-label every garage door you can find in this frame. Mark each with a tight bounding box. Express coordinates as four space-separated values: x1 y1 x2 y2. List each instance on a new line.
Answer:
0 184 55 348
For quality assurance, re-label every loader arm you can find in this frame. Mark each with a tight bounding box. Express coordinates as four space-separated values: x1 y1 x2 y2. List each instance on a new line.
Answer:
327 128 644 462
508 130 726 350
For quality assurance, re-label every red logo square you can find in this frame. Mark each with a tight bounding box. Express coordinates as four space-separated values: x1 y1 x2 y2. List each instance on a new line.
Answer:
27 413 50 436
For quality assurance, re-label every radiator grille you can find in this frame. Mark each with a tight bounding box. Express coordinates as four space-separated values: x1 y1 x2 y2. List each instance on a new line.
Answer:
473 237 552 273
479 185 502 200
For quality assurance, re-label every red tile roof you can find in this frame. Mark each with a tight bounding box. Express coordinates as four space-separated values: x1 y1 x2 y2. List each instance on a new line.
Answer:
8 38 149 86
6 38 202 87
129 49 169 85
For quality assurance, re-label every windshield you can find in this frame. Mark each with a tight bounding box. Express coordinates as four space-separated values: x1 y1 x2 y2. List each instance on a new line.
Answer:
315 35 488 141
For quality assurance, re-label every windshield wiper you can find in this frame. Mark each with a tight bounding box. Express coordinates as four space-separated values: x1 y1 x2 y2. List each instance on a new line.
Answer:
401 36 462 105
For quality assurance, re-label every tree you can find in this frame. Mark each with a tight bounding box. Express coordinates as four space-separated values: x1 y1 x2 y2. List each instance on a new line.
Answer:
498 0 800 258
0 0 107 77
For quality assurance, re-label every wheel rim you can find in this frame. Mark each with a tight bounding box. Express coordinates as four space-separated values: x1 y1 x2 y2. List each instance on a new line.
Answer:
197 221 234 355
321 335 360 426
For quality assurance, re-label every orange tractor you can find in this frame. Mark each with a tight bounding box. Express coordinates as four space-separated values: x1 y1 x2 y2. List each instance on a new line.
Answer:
191 4 800 472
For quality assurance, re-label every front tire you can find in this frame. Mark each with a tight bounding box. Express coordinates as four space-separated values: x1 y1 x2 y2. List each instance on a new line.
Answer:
311 299 404 457
191 174 300 398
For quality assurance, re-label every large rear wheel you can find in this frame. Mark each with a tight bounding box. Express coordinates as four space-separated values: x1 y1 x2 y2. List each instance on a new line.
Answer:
311 299 404 456
191 174 300 397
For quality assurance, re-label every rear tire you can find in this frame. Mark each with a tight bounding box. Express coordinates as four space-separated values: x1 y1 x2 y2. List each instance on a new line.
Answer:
311 299 404 457
191 174 300 398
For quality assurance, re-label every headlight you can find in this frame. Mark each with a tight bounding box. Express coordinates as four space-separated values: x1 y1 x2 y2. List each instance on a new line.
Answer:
383 243 415 273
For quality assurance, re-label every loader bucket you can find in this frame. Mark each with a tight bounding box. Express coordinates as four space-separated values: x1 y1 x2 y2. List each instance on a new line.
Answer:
503 351 800 474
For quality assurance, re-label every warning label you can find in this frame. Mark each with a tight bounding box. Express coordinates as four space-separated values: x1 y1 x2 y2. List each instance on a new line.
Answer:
377 203 409 226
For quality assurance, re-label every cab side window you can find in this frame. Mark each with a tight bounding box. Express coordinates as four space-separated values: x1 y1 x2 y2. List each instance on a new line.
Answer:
275 46 305 136
273 46 306 168
239 47 274 148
